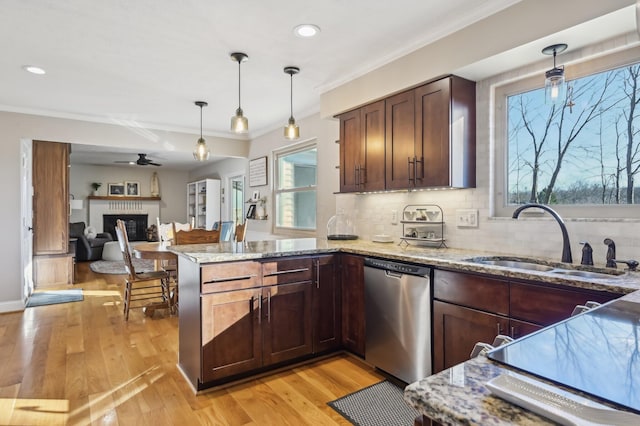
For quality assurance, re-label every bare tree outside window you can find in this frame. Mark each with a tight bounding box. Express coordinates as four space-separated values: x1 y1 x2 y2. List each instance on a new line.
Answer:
507 62 640 205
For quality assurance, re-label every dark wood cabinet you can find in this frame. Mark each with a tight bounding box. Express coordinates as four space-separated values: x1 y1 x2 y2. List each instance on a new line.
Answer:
201 288 262 382
433 300 509 373
414 76 476 189
313 255 341 353
262 281 314 366
338 75 475 192
433 268 621 373
385 90 416 190
338 100 385 192
340 254 365 357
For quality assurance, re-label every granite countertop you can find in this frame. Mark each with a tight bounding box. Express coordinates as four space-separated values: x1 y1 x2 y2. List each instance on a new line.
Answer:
404 290 640 425
169 238 640 294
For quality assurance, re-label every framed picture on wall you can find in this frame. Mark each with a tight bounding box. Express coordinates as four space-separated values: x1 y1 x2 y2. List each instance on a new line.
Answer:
246 204 256 219
108 183 125 196
249 156 267 187
126 181 140 196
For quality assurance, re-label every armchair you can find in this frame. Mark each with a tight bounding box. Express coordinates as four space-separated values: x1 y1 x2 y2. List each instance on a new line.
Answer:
69 222 113 261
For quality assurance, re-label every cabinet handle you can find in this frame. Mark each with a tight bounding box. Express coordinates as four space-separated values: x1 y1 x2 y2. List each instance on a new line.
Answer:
496 323 502 336
408 157 415 184
203 274 256 284
415 156 423 181
511 326 516 338
264 268 309 277
355 165 360 186
316 259 320 289
360 166 366 185
267 289 271 323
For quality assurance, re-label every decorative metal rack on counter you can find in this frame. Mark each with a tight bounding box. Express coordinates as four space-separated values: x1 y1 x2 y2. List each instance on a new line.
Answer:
399 204 446 248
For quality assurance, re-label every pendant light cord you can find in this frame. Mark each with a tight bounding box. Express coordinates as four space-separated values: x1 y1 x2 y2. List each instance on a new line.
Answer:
200 104 203 140
238 61 242 110
289 73 293 119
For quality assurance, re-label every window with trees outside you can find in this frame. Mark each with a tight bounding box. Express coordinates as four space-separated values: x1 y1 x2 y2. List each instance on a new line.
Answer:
496 47 640 218
274 141 317 232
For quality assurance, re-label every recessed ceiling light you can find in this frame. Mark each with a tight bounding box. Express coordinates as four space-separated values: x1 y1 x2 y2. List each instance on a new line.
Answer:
294 24 320 38
22 65 46 75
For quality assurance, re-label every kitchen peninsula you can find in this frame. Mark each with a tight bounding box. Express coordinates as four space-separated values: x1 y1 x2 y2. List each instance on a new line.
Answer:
170 238 640 423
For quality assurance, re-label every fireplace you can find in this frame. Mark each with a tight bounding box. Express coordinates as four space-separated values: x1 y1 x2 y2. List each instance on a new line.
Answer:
103 214 148 241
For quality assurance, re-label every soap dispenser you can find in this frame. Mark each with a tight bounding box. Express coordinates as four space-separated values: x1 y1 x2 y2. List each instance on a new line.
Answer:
579 242 593 266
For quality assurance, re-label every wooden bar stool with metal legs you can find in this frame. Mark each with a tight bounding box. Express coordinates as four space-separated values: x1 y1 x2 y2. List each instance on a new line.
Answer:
115 219 171 320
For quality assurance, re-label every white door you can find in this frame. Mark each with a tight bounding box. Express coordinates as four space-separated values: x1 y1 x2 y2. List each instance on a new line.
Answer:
20 139 34 301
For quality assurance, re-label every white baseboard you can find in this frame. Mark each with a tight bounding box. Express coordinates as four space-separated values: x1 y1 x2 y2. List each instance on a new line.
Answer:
0 299 25 314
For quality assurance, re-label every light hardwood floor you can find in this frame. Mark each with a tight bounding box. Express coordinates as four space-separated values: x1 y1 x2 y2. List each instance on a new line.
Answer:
0 262 383 425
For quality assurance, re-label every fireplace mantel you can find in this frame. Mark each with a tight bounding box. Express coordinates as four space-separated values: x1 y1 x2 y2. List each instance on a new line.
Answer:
89 196 161 201
88 198 161 233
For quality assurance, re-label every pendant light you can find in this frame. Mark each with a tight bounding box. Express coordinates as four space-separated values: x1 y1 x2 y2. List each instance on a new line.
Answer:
284 66 300 140
542 43 568 104
230 52 249 133
193 101 210 161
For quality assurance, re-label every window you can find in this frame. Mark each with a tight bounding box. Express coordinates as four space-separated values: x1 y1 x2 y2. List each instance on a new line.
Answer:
274 141 317 232
495 46 640 218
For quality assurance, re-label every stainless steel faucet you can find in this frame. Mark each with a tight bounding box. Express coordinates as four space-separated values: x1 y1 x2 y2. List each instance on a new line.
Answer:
512 203 572 263
604 238 616 268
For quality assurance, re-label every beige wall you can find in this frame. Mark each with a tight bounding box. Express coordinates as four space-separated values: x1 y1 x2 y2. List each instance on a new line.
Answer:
69 164 190 225
0 111 248 310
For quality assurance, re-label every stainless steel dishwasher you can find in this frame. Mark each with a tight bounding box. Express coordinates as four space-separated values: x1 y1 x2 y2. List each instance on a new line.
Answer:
364 257 432 384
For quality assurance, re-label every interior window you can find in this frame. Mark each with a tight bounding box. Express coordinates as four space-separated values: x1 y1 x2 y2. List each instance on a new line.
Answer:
274 141 317 232
494 46 640 218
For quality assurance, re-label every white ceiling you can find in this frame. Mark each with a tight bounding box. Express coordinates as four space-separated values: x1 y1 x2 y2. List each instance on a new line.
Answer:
1 1 636 170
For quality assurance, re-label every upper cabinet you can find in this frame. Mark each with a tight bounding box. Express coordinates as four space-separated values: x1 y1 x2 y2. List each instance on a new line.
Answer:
338 100 385 192
338 75 476 192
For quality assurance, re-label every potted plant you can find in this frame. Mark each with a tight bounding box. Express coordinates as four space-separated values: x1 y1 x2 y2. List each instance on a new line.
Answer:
91 182 102 196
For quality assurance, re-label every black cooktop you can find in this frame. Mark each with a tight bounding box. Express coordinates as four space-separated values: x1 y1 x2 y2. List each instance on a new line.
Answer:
487 299 640 413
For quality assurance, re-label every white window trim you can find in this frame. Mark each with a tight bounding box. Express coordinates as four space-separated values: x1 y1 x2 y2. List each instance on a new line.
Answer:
493 43 640 219
272 139 318 236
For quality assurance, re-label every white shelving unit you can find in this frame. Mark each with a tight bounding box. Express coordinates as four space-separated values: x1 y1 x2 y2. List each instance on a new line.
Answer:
187 179 221 229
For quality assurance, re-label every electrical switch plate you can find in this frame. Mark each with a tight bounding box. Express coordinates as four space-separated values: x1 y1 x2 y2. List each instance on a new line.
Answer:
456 209 478 228
391 210 398 225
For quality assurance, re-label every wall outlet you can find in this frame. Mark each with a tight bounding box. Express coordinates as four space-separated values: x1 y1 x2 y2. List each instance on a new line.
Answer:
391 210 398 225
456 209 478 228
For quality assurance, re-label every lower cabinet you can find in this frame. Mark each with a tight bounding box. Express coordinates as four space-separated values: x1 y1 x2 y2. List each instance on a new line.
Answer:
313 255 341 353
201 288 262 383
190 255 340 388
340 254 365 357
433 269 621 373
262 281 314 365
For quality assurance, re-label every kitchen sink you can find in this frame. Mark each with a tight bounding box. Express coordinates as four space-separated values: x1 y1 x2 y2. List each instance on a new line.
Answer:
467 256 624 279
474 259 555 272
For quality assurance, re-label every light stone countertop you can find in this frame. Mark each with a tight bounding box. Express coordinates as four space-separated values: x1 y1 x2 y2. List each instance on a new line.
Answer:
169 237 640 294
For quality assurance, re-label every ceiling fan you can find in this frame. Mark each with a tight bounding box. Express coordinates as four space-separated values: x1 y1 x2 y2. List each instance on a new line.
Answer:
114 153 162 166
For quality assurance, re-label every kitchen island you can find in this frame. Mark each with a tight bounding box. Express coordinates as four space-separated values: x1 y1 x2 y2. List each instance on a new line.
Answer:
170 237 640 421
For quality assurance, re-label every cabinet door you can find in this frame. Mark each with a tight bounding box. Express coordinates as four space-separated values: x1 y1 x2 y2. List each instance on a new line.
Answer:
433 300 509 373
340 254 365 357
360 100 386 191
33 141 69 255
510 281 619 327
414 78 450 188
385 90 416 190
201 289 262 383
339 109 362 193
313 255 341 353
262 281 313 366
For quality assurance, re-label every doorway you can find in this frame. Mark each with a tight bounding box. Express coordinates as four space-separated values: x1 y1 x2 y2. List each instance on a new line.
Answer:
229 174 245 224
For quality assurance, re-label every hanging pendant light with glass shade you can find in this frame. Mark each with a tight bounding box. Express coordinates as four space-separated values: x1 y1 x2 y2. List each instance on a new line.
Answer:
283 66 300 140
193 101 210 161
542 43 568 104
230 52 249 133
